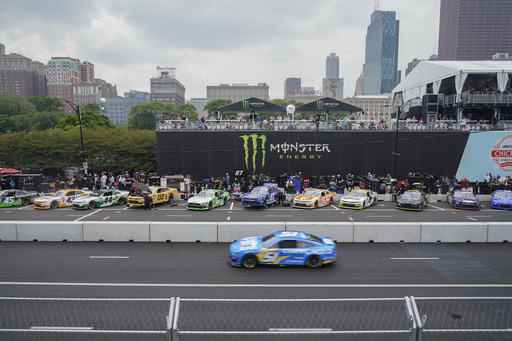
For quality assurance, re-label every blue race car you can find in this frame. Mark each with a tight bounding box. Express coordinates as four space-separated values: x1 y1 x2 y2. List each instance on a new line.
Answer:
490 190 512 210
241 183 280 208
228 230 337 269
447 189 481 210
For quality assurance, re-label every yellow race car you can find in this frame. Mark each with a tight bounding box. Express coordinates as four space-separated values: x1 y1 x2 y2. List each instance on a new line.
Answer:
127 183 178 208
293 188 335 209
34 189 89 209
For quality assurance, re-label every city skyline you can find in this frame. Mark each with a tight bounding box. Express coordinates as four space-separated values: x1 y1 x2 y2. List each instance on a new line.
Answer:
1 0 440 100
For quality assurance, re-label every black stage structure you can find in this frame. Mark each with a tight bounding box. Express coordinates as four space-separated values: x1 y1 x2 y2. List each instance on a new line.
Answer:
157 130 470 182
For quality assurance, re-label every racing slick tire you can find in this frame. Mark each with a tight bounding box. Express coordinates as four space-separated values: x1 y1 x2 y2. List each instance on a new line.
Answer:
242 254 258 269
89 201 97 209
50 201 59 209
118 197 126 205
306 255 322 269
22 197 31 206
282 201 291 207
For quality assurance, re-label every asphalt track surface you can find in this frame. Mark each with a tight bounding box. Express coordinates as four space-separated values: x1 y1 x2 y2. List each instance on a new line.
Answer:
0 199 510 223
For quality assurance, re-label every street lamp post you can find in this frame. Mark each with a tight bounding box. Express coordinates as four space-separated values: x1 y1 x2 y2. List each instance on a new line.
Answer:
56 98 86 166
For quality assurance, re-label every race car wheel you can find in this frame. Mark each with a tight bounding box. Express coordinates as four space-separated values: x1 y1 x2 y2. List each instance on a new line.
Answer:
242 254 258 269
118 197 126 205
306 255 322 269
208 202 213 210
22 197 31 206
50 201 58 209
314 201 318 209
89 201 96 209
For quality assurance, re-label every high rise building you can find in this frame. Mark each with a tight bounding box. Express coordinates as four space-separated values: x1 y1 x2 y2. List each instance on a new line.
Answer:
150 66 185 106
46 57 82 112
362 9 399 95
207 83 269 102
0 43 47 99
189 98 208 118
323 53 344 100
124 90 150 120
438 0 512 61
325 53 339 79
103 96 125 125
284 77 301 98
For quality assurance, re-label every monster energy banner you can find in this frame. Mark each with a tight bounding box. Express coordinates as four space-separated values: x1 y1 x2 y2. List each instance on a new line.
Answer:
218 97 287 114
157 131 469 180
295 97 362 113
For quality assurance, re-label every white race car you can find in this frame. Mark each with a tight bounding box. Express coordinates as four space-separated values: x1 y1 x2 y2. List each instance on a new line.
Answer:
72 189 129 209
339 189 377 209
34 189 89 209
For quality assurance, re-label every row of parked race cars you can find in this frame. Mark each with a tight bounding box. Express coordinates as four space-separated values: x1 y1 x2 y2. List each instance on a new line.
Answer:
1 182 511 211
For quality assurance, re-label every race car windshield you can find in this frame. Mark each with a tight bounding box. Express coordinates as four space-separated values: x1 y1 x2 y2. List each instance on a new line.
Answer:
349 191 365 198
251 188 268 195
454 191 475 199
494 192 512 198
306 233 323 243
262 236 279 248
93 191 104 196
197 191 214 198
304 189 320 197
403 192 421 199
54 191 65 197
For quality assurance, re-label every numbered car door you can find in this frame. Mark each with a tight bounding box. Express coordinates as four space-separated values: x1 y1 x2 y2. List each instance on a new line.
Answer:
268 188 276 203
100 191 114 207
65 191 78 205
261 239 298 265
2 191 16 206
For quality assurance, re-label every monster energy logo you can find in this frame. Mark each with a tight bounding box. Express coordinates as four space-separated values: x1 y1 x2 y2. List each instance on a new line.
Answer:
316 100 323 110
243 100 250 110
240 134 266 173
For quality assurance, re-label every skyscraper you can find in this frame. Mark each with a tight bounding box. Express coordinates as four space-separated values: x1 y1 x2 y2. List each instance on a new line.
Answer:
362 9 399 95
438 0 512 60
150 66 186 106
323 53 344 100
284 77 301 98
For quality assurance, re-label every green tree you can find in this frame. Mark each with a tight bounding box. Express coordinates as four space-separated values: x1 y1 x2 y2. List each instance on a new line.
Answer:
271 99 304 107
204 99 232 117
28 96 64 112
127 102 171 130
177 103 198 122
55 110 116 130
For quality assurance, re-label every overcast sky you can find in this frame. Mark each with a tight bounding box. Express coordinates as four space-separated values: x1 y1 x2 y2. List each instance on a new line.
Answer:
1 0 440 100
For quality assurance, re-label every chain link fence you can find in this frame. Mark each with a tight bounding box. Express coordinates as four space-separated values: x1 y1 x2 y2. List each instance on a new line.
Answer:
1 297 511 341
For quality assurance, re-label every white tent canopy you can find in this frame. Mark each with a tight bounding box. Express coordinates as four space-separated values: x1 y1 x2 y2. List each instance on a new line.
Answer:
392 60 512 102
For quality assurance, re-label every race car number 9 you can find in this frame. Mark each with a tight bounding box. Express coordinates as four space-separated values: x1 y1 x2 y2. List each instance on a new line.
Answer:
262 251 279 263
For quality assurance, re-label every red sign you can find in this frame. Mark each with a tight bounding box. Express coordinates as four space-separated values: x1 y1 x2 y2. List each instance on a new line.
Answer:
490 135 512 172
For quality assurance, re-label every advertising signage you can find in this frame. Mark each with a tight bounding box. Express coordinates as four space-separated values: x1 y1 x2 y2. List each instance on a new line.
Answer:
157 131 469 181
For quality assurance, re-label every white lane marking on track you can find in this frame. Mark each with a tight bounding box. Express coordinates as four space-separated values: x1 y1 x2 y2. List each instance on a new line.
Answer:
230 202 234 210
1 282 511 288
227 216 231 221
74 209 102 221
427 204 446 210
89 256 130 259
390 257 440 260
331 205 339 210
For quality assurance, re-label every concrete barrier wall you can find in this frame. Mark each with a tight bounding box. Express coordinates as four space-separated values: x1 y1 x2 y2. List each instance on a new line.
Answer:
420 222 488 243
83 222 150 242
150 222 217 242
16 222 83 242
1 221 509 243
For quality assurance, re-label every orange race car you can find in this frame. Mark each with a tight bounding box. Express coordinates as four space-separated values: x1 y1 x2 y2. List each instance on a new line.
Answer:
292 188 335 209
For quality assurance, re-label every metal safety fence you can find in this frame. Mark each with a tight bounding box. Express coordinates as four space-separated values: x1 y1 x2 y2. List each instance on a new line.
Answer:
0 297 511 341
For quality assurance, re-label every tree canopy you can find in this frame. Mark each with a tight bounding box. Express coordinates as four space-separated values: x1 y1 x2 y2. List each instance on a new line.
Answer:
204 99 232 117
55 110 116 130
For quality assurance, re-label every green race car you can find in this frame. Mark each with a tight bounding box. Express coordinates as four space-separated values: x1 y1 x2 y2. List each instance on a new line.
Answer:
186 189 229 210
0 189 43 208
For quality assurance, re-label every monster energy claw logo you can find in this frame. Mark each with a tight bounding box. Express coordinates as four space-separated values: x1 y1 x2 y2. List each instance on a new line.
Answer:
240 134 266 173
243 100 250 110
316 100 323 110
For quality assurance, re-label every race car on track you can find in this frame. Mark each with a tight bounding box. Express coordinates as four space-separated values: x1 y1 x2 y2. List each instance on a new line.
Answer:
241 183 280 208
396 190 428 211
186 189 229 210
127 182 178 208
72 189 130 209
34 189 89 209
228 230 337 269
447 189 481 210
292 188 335 209
0 189 43 208
339 189 377 209
490 190 512 210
